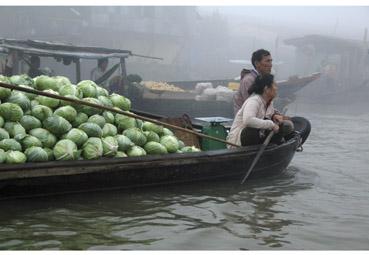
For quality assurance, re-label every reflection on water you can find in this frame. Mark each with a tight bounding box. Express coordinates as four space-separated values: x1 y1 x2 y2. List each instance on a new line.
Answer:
0 165 315 250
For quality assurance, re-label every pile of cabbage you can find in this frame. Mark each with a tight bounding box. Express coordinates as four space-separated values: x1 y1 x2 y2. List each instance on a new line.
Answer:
0 74 200 164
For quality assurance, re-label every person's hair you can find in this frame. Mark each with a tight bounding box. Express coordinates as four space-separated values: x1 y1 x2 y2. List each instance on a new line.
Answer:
98 58 108 67
248 74 274 95
251 49 271 68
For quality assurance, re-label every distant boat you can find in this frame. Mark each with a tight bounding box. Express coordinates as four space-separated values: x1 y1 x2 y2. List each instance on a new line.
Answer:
130 72 321 118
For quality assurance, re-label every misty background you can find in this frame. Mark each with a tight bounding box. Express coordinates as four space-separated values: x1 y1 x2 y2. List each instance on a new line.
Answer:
0 6 368 108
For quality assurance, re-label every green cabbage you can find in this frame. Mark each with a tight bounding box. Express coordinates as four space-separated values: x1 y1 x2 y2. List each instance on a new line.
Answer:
31 104 53 121
54 105 77 123
29 128 57 148
25 146 49 162
88 114 106 128
36 89 60 109
0 102 24 122
20 115 42 131
63 128 88 147
102 123 118 137
127 145 146 157
78 122 102 138
123 128 147 147
53 139 78 161
144 141 168 155
116 135 134 152
71 112 88 128
77 80 97 98
43 116 72 136
160 135 179 153
82 137 103 159
102 136 118 157
0 138 22 151
5 150 27 164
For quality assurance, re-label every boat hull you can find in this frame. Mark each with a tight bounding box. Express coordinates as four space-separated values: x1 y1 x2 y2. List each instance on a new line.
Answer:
0 135 299 200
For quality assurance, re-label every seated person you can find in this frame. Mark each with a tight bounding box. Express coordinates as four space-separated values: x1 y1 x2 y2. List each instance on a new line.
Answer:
91 58 109 87
226 74 294 148
28 56 44 78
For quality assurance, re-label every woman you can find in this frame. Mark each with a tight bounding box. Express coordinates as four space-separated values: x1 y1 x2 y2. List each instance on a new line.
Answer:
227 74 293 148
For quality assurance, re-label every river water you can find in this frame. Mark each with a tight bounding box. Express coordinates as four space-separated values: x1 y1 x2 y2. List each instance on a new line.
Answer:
0 103 368 250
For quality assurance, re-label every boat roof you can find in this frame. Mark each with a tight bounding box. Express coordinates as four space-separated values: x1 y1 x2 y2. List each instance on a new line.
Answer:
0 38 162 60
284 34 366 53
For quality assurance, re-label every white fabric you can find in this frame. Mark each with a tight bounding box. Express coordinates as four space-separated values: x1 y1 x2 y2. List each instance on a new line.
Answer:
227 94 275 148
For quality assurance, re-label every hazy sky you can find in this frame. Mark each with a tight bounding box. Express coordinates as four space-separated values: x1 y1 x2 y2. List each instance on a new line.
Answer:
199 6 369 40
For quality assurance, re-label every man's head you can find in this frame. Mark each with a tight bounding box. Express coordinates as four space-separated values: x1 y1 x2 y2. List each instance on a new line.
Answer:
30 56 40 69
251 49 272 75
98 58 108 72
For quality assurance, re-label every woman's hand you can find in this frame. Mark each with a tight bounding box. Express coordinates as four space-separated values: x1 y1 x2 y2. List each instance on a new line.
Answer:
272 124 279 133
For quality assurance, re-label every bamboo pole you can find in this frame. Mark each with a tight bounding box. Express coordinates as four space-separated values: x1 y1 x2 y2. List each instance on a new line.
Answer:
0 82 240 148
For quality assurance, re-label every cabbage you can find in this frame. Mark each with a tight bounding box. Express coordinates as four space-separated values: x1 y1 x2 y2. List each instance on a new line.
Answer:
80 97 103 116
127 145 146 157
115 114 136 131
31 100 39 107
0 128 10 140
88 114 106 128
116 135 134 152
24 146 49 162
43 116 72 136
144 141 168 155
0 102 23 122
178 140 185 149
103 111 115 124
123 128 147 147
98 96 113 107
19 84 37 100
54 105 77 122
0 75 12 100
10 74 34 86
31 104 53 121
59 94 81 110
35 75 58 91
142 121 164 135
20 115 42 131
160 135 179 153
63 128 88 147
102 136 118 157
77 80 97 98
6 91 31 112
162 128 174 136
54 76 72 88
29 128 57 148
96 86 109 97
78 122 102 138
44 147 54 161
102 123 117 137
0 139 22 151
110 93 131 111
4 122 26 138
17 135 43 149
36 89 60 109
144 131 160 143
82 137 103 159
53 139 78 161
0 149 5 163
5 150 26 164
0 116 4 127
71 112 88 128
58 83 83 98
115 151 127 158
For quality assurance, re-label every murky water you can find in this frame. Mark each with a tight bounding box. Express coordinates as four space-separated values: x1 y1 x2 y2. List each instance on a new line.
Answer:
0 105 368 250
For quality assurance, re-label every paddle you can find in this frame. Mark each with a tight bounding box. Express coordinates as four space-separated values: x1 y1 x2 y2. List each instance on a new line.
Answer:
0 82 240 148
240 130 275 184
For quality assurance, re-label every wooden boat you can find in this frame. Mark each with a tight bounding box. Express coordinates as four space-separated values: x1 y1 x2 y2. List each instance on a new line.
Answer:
129 73 321 118
0 117 310 201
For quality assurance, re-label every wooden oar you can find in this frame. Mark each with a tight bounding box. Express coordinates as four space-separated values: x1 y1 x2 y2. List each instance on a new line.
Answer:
240 130 275 184
0 82 240 148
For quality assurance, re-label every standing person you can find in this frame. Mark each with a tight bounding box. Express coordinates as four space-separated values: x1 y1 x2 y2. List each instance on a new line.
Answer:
3 50 17 76
227 74 293 148
28 56 43 78
90 58 109 87
233 49 273 115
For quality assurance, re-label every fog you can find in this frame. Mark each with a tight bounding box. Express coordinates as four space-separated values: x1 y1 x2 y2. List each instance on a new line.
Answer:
0 6 368 110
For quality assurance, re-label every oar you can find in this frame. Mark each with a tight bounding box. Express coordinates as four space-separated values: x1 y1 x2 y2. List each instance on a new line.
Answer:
240 130 275 184
0 82 240 148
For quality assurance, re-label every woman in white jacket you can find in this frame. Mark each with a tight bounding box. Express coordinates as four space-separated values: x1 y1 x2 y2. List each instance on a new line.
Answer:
227 74 293 148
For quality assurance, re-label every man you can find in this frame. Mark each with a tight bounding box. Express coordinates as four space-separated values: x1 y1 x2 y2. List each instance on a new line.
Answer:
233 49 273 115
28 56 43 78
91 58 109 87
